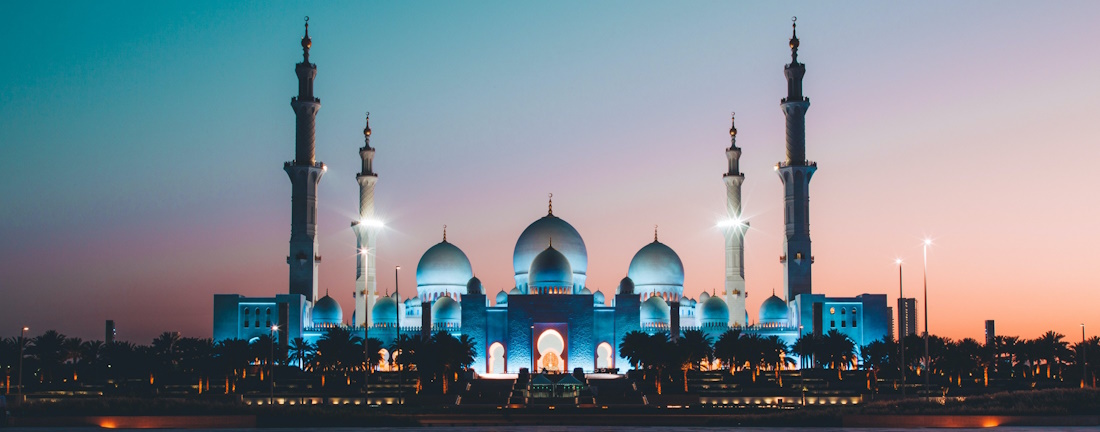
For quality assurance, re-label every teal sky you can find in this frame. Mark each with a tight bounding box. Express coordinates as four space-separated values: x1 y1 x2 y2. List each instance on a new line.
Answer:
2 1 1098 343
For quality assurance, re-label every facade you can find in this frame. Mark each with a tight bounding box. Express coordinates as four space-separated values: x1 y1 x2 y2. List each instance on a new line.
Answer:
212 20 892 371
898 297 917 340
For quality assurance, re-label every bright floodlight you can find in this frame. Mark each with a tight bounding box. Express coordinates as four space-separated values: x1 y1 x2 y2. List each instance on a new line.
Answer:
22 327 29 331
359 218 385 228
271 325 279 331
717 217 746 228
895 258 903 265
924 238 933 246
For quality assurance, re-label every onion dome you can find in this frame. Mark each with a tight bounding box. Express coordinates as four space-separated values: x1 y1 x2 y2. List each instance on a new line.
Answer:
514 204 587 288
640 296 671 326
372 296 398 326
700 296 730 327
312 293 342 326
416 238 473 298
495 289 509 306
431 296 461 327
682 297 696 308
509 287 522 295
593 289 605 306
466 277 483 295
529 245 573 290
759 293 790 324
579 287 592 295
627 239 685 297
617 277 635 295
699 291 710 303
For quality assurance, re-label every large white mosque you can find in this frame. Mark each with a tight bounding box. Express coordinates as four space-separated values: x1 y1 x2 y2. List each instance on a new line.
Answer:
213 20 890 374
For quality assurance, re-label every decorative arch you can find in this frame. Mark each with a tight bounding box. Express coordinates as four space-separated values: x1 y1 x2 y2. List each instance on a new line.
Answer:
536 329 566 373
596 342 614 370
488 342 506 374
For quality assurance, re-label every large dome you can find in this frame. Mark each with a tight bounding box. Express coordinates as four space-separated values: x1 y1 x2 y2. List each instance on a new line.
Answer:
416 240 474 298
759 294 789 324
312 294 342 326
640 296 671 325
431 296 461 327
627 240 685 294
514 214 587 286
372 296 398 325
529 246 573 289
700 296 729 326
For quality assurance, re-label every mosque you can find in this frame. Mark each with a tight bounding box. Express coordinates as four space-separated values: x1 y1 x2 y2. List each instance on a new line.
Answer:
213 19 890 374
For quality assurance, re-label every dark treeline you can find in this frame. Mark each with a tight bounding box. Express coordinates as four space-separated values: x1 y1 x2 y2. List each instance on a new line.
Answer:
1 327 1096 398
0 328 475 397
618 329 1100 394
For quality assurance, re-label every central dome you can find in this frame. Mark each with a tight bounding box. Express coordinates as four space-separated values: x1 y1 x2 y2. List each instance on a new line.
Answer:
514 214 587 291
759 294 790 324
529 245 573 290
627 240 685 297
416 240 473 300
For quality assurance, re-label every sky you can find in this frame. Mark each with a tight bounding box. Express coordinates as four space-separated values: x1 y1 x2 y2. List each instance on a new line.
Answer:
2 1 1098 344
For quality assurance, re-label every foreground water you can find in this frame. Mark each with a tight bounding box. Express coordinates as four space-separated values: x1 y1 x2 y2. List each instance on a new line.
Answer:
6 427 1100 431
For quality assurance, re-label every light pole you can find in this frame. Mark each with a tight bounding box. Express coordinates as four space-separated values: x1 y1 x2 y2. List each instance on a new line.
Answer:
922 239 932 394
799 324 805 406
1083 324 1087 388
270 324 278 405
17 326 27 402
361 248 370 401
395 265 402 405
896 259 906 398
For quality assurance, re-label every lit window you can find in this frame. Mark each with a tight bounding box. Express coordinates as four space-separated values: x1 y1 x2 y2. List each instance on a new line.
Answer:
829 307 835 315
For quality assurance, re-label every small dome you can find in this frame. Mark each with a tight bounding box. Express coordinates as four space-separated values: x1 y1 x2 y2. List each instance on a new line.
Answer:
627 241 685 291
529 245 573 289
509 287 522 295
618 277 635 295
495 289 509 306
579 287 592 295
372 296 398 325
699 291 710 303
701 296 729 326
759 294 789 324
416 240 474 293
640 296 670 325
431 296 461 326
466 277 483 295
593 289 605 306
682 297 696 308
312 294 342 326
514 214 587 279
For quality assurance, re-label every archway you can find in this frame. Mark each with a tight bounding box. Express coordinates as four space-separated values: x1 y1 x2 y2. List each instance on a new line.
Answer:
488 342 506 374
536 329 566 373
378 348 391 371
596 342 613 370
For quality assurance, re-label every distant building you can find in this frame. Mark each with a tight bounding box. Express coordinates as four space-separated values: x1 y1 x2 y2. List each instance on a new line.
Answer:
212 19 892 371
898 298 917 339
985 320 995 346
105 320 115 344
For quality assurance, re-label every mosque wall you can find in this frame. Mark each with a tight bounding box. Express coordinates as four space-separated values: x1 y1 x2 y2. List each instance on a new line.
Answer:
460 293 487 373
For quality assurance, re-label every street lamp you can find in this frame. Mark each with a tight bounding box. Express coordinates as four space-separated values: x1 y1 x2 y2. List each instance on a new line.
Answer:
896 258 906 398
270 324 278 405
922 238 932 394
395 265 402 405
1083 324 1088 388
18 326 27 402
799 324 805 406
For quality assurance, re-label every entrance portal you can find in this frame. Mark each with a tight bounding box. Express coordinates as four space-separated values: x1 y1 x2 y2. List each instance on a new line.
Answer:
488 342 505 374
536 329 566 373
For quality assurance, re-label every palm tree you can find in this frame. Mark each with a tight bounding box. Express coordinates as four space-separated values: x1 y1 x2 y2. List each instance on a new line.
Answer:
820 330 855 380
28 330 67 384
315 327 363 377
288 337 315 370
213 339 251 391
1032 331 1071 379
713 329 743 372
677 330 713 392
792 332 823 370
618 331 651 369
78 340 104 384
762 335 793 386
861 338 894 391
62 337 83 383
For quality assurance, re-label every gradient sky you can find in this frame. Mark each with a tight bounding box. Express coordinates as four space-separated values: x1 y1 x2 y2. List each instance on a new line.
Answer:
2 1 1098 344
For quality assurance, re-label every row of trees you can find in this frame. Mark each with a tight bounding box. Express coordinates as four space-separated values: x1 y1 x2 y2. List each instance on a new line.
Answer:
618 328 1100 394
0 328 477 396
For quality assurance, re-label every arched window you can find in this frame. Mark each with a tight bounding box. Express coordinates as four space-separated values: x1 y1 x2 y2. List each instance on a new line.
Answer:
488 342 506 374
596 342 614 370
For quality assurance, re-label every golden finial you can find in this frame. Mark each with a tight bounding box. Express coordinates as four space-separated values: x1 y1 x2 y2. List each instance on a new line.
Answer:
364 111 371 137
548 193 553 215
789 16 800 50
729 111 737 137
548 235 553 248
654 225 659 242
443 224 447 242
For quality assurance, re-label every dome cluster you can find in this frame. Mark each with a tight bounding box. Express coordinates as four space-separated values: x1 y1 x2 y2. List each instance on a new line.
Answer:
513 215 587 293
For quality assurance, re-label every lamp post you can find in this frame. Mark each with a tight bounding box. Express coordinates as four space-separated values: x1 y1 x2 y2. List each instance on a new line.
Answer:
361 248 370 401
395 265 402 405
1083 324 1088 388
896 259 906 398
17 326 27 402
922 239 932 395
270 324 278 405
799 324 805 406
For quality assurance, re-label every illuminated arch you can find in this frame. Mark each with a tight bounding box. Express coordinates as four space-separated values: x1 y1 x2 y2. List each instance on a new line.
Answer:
488 342 506 374
536 329 566 373
596 342 613 370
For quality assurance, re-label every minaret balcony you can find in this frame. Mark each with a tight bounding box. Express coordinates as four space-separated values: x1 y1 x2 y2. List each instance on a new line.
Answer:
776 160 817 169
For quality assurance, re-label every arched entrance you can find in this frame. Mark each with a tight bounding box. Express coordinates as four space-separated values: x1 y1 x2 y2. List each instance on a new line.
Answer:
536 329 566 373
377 348 391 371
488 342 506 374
596 342 613 370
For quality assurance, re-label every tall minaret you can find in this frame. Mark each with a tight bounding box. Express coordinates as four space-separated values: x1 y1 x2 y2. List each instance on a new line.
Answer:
777 18 816 302
352 114 379 327
723 113 748 327
285 18 325 302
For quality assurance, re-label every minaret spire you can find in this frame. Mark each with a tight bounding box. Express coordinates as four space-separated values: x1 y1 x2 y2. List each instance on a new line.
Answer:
777 18 816 305
352 111 379 327
654 225 658 242
723 112 748 327
547 193 553 216
443 225 448 242
286 19 325 303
